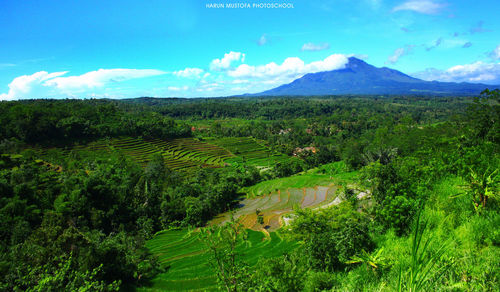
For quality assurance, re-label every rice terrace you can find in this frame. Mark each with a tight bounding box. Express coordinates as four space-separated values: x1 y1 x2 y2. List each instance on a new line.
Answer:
35 136 287 171
137 229 295 291
212 185 340 231
1 1 499 291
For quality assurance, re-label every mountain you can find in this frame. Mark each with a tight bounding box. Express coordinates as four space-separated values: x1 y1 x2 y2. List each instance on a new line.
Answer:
252 57 497 96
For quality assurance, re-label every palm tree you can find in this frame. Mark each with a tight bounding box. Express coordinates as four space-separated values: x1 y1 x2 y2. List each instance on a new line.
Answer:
466 167 498 211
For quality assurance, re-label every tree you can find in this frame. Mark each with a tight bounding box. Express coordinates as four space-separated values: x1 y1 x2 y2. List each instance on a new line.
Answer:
199 216 248 292
458 88 499 212
465 167 499 212
284 202 374 271
256 209 264 225
243 251 309 292
361 160 420 235
25 254 120 292
465 89 500 144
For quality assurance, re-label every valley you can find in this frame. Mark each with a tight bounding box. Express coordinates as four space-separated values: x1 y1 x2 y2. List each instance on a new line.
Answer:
1 93 498 291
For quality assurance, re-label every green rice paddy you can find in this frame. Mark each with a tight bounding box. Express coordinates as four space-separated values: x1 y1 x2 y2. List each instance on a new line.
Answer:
40 136 290 172
137 229 296 291
205 137 289 168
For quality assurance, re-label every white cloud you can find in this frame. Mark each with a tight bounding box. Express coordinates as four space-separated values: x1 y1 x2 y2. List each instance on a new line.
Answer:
193 54 349 96
301 42 330 52
0 63 16 68
46 69 165 91
0 71 67 100
349 53 369 60
1 69 165 100
386 45 415 64
392 1 446 14
209 51 245 71
167 86 189 91
387 48 405 64
191 54 347 96
413 61 500 84
231 86 249 92
490 44 500 60
172 67 204 78
261 78 285 85
231 79 249 84
196 82 224 93
227 54 348 79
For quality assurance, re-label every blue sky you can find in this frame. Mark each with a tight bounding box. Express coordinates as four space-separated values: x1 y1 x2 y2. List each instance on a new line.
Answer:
1 0 499 99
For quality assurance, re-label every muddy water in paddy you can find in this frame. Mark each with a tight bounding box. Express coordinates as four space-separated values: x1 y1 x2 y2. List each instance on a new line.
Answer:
211 184 339 231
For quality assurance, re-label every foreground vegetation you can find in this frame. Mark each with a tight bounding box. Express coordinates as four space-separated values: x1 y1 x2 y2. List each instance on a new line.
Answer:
0 91 498 290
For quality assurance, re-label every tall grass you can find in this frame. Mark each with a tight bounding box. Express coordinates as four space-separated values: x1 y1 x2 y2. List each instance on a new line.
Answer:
398 207 451 291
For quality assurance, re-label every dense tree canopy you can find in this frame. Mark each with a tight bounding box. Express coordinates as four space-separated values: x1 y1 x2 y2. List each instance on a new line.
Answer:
0 100 191 145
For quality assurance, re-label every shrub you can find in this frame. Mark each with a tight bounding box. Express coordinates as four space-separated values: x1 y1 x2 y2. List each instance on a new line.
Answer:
303 271 336 292
243 251 307 292
285 202 374 271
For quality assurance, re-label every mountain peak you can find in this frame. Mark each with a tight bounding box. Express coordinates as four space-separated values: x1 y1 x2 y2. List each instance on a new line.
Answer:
347 56 369 66
344 57 377 73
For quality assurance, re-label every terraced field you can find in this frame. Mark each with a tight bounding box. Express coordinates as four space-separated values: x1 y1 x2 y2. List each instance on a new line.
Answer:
211 185 339 231
137 229 295 291
148 138 233 166
61 137 234 171
206 137 289 168
40 136 289 172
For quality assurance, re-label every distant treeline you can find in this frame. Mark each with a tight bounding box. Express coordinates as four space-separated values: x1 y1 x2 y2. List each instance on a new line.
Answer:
121 95 471 121
0 99 191 145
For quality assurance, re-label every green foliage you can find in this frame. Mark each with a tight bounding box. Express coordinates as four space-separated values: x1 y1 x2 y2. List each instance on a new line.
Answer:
25 254 120 292
243 251 308 292
464 167 499 212
465 89 500 144
303 271 337 292
285 202 374 271
200 217 249 292
0 100 191 144
346 248 386 273
361 157 432 235
273 157 305 178
0 154 160 290
379 195 418 235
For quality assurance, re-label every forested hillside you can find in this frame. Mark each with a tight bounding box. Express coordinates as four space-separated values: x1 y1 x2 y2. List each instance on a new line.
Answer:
0 91 498 291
